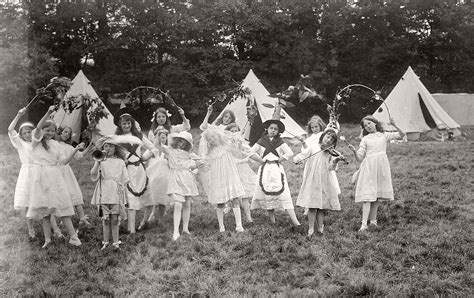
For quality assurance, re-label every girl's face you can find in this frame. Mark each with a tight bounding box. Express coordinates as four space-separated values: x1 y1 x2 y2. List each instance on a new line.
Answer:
87 120 97 130
229 126 239 133
322 133 335 147
43 125 56 140
208 134 220 146
362 120 376 133
60 127 72 142
158 132 168 145
20 127 33 142
267 124 279 137
121 120 132 133
103 143 115 157
222 112 232 125
310 123 322 134
155 112 167 125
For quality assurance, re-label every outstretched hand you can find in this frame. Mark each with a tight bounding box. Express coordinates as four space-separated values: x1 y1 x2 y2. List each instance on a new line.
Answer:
18 108 27 116
348 144 357 152
177 107 185 116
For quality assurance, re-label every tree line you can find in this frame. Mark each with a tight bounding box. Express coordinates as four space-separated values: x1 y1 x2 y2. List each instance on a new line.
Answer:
1 0 473 130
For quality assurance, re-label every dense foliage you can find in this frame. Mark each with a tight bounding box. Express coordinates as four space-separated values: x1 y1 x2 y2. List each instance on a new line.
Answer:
1 0 473 129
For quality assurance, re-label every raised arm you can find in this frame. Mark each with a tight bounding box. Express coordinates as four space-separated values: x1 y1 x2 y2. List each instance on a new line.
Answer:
8 108 27 133
177 107 191 131
389 117 405 138
34 105 56 139
199 105 213 131
348 140 366 162
62 143 86 165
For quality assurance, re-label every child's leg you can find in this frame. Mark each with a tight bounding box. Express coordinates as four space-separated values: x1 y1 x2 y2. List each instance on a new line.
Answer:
172 201 183 240
286 209 301 226
138 206 153 230
62 216 81 246
50 215 62 237
42 216 52 248
267 209 276 224
307 208 316 236
182 198 191 234
360 202 371 230
216 203 225 232
128 209 136 233
232 198 243 232
102 217 110 245
303 208 309 216
368 200 380 225
148 205 156 222
316 209 324 233
110 215 120 245
241 197 253 222
27 218 35 238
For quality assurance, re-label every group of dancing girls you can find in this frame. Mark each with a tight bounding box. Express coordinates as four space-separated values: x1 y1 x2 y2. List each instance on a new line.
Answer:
9 100 405 249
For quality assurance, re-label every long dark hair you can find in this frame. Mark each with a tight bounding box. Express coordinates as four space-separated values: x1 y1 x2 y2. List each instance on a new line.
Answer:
319 129 338 148
56 126 72 145
103 143 126 160
360 115 384 136
215 109 236 126
40 120 57 151
150 107 172 134
115 114 143 139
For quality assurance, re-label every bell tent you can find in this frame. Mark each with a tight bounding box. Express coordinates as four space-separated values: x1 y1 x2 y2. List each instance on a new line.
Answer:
373 66 461 141
432 93 474 126
213 69 305 144
52 70 116 143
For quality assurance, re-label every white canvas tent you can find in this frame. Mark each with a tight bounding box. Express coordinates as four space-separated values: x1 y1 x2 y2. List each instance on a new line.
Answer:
373 66 461 141
432 93 474 126
52 70 116 143
213 69 305 141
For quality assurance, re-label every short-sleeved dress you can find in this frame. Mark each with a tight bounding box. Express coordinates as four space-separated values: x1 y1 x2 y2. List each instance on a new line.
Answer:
146 149 172 205
294 147 341 210
27 130 75 219
200 145 246 205
165 148 199 202
57 142 84 206
250 139 295 210
228 133 257 198
9 131 34 210
355 132 400 203
91 158 129 218
121 133 155 210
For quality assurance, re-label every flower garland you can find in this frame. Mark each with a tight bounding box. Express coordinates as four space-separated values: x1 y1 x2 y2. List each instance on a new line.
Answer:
258 161 285 196
60 94 109 123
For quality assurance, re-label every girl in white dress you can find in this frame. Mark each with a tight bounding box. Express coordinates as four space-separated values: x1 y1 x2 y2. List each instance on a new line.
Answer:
200 105 236 131
90 137 129 250
296 115 326 216
115 109 154 234
142 126 171 225
148 107 190 143
294 129 343 237
199 128 246 233
248 119 300 226
159 131 202 241
29 106 82 248
225 123 256 222
348 115 405 231
8 108 35 238
56 126 92 226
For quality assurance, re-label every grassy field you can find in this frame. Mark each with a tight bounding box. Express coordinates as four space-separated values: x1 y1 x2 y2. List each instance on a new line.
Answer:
0 124 473 296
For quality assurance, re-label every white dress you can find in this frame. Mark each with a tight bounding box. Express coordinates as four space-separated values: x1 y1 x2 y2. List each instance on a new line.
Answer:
57 142 84 206
146 149 172 205
91 158 129 205
355 132 401 203
200 145 246 205
165 147 199 201
27 130 75 219
294 148 341 210
121 133 155 210
228 133 257 198
9 131 34 210
250 139 295 210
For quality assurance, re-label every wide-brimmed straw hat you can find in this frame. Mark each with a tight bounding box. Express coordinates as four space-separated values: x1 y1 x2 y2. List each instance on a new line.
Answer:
169 131 193 148
262 119 285 133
